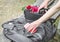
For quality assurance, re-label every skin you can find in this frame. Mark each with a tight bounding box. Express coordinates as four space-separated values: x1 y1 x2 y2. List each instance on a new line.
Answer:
38 0 50 9
24 0 60 33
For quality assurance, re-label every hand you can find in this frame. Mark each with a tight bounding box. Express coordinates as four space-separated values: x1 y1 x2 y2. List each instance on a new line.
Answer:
24 20 40 33
38 1 48 12
31 1 48 13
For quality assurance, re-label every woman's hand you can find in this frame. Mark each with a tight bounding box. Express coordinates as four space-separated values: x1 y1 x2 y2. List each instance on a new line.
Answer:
24 20 40 33
39 2 48 9
37 0 49 12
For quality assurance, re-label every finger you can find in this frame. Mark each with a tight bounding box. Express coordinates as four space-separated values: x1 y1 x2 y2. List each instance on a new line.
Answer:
28 26 34 32
24 23 30 29
30 26 37 33
44 3 48 8
28 26 36 32
31 28 37 34
39 5 45 10
24 24 34 32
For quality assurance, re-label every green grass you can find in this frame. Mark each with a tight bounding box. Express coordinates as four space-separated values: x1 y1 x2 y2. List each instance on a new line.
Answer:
49 16 60 42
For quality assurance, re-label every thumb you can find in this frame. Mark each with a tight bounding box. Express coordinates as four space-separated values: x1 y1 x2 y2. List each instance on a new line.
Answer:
24 23 30 29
